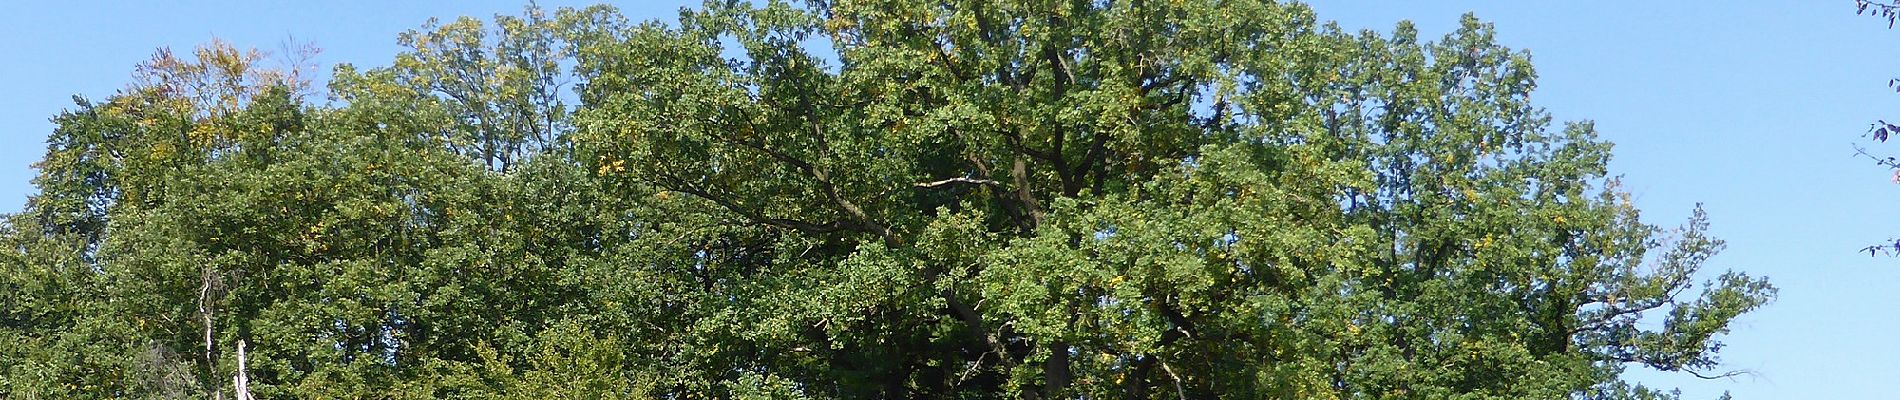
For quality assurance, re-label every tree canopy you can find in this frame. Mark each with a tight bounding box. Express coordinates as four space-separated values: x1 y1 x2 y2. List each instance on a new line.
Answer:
0 1 1772 399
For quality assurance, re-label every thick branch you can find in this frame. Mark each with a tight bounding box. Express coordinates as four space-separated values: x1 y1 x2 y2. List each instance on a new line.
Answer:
943 289 1013 366
1041 35 1075 96
1011 157 1046 228
1043 341 1070 397
1070 129 1109 197
797 105 895 243
1140 74 1187 95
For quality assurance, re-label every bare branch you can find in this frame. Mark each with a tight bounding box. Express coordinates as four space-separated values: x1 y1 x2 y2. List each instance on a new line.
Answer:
234 340 253 400
1686 369 1750 380
1160 358 1188 400
953 349 988 387
1852 143 1900 169
915 177 999 189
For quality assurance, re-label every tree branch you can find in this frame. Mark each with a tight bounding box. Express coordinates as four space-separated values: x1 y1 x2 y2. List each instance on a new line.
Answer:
1160 357 1188 400
915 177 999 189
665 180 860 235
709 106 892 241
1011 157 1046 228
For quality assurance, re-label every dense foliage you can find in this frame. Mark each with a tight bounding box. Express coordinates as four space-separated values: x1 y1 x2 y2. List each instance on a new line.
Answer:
0 1 1772 398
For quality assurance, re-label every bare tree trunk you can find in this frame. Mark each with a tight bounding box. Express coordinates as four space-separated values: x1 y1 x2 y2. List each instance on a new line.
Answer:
199 267 220 400
234 340 252 400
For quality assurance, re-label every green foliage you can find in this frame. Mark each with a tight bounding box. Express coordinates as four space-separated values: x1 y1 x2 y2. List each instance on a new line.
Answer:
0 1 1770 399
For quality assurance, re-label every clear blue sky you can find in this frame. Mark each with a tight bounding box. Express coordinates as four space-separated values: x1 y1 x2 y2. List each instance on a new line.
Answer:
1 1 1893 398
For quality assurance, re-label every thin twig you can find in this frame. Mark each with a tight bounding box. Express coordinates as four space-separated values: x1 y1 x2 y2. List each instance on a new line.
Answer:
914 177 999 189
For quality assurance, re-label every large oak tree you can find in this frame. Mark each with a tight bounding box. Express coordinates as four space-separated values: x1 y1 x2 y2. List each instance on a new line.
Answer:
1 1 1770 399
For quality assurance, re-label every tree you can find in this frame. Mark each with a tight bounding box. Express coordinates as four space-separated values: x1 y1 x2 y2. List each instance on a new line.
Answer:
1 1 1770 399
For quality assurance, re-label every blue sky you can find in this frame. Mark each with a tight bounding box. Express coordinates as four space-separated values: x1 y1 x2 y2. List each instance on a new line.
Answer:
1 1 1893 398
